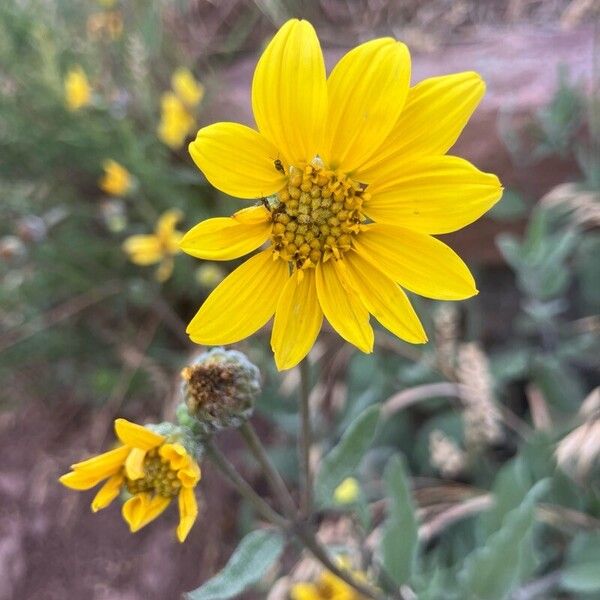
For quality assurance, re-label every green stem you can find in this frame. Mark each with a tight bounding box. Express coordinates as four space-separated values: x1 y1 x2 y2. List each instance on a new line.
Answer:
239 422 298 519
204 440 288 529
299 357 313 517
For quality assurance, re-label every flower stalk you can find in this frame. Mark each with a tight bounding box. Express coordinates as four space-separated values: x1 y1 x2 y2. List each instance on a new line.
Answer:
299 357 313 517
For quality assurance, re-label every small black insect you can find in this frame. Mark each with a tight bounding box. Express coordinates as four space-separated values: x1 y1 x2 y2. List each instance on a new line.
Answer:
274 159 285 174
260 197 271 211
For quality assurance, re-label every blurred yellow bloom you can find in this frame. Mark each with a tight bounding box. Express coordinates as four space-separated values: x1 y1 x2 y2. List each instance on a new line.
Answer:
97 0 117 6
172 68 205 108
333 477 360 504
195 263 226 288
87 10 123 41
99 159 132 196
59 418 201 542
64 66 91 111
123 209 184 282
158 92 196 149
291 566 368 600
182 19 502 370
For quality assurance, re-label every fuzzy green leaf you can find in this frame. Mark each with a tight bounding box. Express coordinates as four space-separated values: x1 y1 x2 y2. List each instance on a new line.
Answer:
315 405 380 506
186 529 284 600
458 480 549 600
381 455 419 586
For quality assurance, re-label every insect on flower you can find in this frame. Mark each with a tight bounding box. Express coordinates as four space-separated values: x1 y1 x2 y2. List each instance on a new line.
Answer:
180 19 503 370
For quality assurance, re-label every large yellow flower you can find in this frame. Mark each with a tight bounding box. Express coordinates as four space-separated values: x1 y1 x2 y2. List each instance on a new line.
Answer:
59 418 201 542
123 209 184 282
182 19 502 370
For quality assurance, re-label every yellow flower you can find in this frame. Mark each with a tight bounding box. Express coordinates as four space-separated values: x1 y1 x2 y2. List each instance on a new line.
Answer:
157 92 196 149
99 159 132 196
64 65 91 111
181 19 503 370
59 418 201 542
123 209 184 282
291 567 367 600
172 68 205 108
333 477 360 504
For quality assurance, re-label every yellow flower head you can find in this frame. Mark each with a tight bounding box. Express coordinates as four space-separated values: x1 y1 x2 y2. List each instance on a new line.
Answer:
123 209 184 282
157 92 196 149
333 477 360 504
172 68 205 108
59 418 201 542
99 159 132 196
64 65 92 111
181 19 503 370
291 566 367 600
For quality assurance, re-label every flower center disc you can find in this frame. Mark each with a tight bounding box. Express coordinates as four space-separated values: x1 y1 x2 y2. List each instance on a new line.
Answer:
270 159 369 269
125 449 182 498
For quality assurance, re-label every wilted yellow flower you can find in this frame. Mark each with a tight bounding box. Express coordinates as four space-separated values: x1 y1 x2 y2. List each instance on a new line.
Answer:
182 19 502 370
59 418 201 542
123 209 183 282
64 65 91 111
291 566 367 600
333 477 360 504
172 68 205 108
99 159 132 196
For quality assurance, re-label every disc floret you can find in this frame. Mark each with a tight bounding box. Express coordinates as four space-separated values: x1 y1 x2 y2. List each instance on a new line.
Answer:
271 158 369 268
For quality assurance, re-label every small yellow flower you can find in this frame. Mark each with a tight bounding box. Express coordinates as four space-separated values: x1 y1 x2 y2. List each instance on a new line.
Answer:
64 65 91 111
123 209 184 282
172 68 205 108
157 92 196 149
181 19 503 371
291 566 367 600
99 159 132 196
333 477 360 504
59 418 201 542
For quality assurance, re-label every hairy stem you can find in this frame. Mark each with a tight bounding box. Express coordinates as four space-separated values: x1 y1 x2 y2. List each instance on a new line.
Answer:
298 357 313 517
239 421 298 519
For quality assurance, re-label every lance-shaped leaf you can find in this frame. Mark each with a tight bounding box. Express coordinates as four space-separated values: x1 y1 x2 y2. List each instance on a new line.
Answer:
380 454 419 587
315 405 380 507
186 529 285 600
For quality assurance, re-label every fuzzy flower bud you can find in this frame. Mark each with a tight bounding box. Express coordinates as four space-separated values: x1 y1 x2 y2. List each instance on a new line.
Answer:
179 348 261 434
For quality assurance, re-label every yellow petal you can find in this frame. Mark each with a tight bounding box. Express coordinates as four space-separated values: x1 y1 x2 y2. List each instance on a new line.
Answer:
178 461 201 488
315 260 373 353
59 469 110 491
252 19 327 166
156 209 183 239
122 235 162 265
290 583 320 600
364 155 503 234
271 269 323 370
345 252 427 343
171 68 204 107
91 473 124 512
124 447 147 480
114 418 165 450
186 249 288 345
354 224 478 300
177 487 198 542
155 257 174 283
189 123 285 199
358 72 485 180
69 445 129 475
159 443 190 471
122 493 171 533
323 38 410 173
180 207 271 261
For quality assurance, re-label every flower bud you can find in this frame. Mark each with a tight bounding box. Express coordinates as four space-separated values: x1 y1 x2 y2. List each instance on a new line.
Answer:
180 348 261 434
